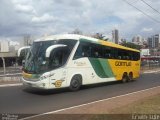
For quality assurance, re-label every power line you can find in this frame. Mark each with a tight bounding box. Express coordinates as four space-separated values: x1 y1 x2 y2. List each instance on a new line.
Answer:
123 0 160 23
140 0 160 16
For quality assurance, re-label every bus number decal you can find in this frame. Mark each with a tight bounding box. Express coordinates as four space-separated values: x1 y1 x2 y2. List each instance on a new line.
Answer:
115 61 131 66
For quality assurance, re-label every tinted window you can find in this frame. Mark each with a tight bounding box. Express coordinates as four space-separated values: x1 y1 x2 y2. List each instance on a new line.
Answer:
74 41 91 59
132 52 140 61
74 41 140 61
91 44 103 58
103 47 116 59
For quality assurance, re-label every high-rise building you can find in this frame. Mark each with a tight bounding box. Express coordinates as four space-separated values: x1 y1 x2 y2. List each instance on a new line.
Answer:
148 34 160 48
154 34 160 48
24 34 33 46
112 29 119 44
148 37 152 48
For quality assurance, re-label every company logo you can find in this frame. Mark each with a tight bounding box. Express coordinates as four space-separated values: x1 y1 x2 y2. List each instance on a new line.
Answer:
115 61 131 66
53 80 64 88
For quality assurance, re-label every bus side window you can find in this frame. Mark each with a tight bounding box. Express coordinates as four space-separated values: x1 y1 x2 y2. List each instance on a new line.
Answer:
74 46 82 59
104 46 113 59
73 41 91 59
82 46 91 57
104 53 110 58
133 52 140 61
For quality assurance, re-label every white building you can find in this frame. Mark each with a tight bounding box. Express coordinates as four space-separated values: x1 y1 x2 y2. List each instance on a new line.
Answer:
140 49 150 56
0 41 9 52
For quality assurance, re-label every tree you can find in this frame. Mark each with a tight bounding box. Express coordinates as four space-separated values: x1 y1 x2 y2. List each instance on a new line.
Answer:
92 33 109 41
121 41 142 50
71 28 83 35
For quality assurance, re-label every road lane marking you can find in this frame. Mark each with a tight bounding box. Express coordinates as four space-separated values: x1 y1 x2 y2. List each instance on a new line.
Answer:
0 73 22 77
143 70 160 74
21 85 160 120
0 83 22 87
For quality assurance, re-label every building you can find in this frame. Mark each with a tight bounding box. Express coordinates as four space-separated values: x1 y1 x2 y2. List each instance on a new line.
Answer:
0 40 16 67
148 37 153 48
148 34 160 48
0 41 9 52
23 35 33 46
154 34 160 48
112 29 119 44
140 49 150 56
132 35 143 45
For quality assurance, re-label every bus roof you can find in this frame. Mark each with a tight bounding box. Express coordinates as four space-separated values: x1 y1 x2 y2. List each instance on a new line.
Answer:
34 34 140 52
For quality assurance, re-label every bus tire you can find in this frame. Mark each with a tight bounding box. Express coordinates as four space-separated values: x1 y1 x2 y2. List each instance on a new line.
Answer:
128 72 133 81
69 75 82 91
122 73 128 83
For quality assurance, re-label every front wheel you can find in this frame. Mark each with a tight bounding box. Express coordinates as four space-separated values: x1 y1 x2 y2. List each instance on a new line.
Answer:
69 75 82 91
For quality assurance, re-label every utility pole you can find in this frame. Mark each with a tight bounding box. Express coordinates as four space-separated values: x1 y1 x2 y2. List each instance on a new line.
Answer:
1 57 6 75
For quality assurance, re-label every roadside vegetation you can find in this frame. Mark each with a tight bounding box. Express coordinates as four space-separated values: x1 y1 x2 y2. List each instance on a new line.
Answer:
89 95 160 120
109 94 160 114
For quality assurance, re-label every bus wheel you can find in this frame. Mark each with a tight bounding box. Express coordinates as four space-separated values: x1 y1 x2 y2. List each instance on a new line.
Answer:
122 73 128 83
69 75 82 91
128 72 133 81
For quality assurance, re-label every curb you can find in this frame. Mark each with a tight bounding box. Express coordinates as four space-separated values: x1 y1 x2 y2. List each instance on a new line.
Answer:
0 83 22 87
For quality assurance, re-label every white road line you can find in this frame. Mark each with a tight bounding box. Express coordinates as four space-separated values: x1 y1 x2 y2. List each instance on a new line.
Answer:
0 83 22 87
0 73 22 77
21 85 160 120
143 70 160 74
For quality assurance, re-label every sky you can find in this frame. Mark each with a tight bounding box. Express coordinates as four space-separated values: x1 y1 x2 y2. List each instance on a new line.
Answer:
0 0 160 42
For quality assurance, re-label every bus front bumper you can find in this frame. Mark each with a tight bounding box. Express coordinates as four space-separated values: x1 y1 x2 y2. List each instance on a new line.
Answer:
21 77 50 90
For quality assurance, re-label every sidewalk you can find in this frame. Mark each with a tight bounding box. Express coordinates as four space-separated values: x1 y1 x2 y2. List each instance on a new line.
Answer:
0 76 21 85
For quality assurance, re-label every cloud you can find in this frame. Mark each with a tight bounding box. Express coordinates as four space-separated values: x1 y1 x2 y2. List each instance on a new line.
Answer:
15 4 36 14
10 41 20 46
31 14 57 23
0 0 160 41
141 27 153 32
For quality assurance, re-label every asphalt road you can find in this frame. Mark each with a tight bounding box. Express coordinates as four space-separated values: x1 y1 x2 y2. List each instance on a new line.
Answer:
0 72 160 115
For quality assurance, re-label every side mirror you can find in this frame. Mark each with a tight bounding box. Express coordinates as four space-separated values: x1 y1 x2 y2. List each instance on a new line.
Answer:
17 46 30 57
45 44 67 58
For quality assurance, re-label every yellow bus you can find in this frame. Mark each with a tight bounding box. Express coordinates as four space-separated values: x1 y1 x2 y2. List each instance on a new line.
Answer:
18 34 141 91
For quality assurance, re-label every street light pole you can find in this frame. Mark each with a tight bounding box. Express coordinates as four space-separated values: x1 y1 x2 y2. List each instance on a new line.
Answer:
1 57 6 75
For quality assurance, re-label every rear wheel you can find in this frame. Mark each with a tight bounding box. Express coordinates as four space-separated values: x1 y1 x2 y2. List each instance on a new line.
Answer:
128 72 133 81
122 73 128 83
69 75 82 91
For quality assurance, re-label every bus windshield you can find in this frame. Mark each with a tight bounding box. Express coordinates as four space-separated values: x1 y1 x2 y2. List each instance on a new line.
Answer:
23 39 77 74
